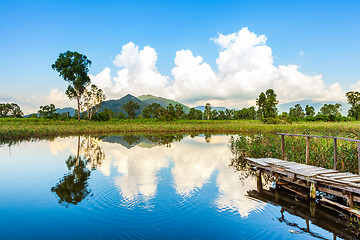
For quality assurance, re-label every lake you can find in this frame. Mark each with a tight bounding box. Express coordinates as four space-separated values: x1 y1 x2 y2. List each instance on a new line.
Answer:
0 134 354 239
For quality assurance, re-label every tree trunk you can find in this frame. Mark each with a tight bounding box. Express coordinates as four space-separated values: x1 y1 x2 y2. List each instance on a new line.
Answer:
77 96 81 121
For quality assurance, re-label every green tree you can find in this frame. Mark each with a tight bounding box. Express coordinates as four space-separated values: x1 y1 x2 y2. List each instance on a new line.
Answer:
256 89 278 118
187 108 203 120
319 103 342 117
0 103 23 117
122 100 140 119
346 91 360 120
289 104 305 118
82 84 106 120
256 92 266 118
204 103 212 120
174 104 185 119
52 51 92 121
305 105 315 117
38 104 57 118
166 103 176 118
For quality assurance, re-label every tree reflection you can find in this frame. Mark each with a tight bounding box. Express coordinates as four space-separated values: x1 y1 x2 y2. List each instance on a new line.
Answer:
51 136 105 207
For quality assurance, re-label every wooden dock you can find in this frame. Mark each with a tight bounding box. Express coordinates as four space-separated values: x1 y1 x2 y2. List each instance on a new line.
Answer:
246 157 360 206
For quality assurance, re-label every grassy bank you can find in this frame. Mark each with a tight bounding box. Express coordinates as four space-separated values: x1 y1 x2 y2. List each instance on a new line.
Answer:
1 118 360 142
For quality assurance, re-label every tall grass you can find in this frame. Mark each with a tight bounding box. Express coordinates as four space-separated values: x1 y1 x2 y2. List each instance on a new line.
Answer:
229 134 360 173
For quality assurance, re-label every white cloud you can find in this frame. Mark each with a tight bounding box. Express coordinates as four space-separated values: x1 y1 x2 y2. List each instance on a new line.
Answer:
350 81 360 92
90 28 345 108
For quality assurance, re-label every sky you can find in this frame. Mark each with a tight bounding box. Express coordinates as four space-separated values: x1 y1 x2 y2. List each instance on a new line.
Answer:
1 0 360 113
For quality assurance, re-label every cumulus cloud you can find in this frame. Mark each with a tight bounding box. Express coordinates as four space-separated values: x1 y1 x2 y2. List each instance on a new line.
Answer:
90 27 346 107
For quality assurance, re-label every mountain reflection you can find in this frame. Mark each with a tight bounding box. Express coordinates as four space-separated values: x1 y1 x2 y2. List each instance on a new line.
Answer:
49 134 264 217
51 136 105 207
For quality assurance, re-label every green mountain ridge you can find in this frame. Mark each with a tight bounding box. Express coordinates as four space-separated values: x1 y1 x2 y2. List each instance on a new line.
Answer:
138 94 190 113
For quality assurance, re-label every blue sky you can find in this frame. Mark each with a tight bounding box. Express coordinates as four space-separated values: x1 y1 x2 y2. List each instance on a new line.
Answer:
1 0 360 112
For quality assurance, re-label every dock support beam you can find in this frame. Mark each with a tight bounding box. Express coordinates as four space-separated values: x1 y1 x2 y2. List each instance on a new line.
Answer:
347 192 354 208
358 142 360 174
257 170 263 192
310 182 316 199
333 139 337 170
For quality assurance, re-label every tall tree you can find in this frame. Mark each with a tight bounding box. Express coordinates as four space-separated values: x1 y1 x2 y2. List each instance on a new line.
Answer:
319 103 342 117
346 91 360 120
204 103 212 120
174 104 185 119
38 104 57 118
82 84 106 120
52 51 92 121
305 105 315 117
0 103 23 117
289 104 305 118
256 89 278 118
122 100 140 119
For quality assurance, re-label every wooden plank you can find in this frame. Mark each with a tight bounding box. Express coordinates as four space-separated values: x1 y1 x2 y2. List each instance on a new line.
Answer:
305 169 338 176
245 158 269 167
330 173 358 179
287 165 317 171
343 177 360 183
321 172 352 177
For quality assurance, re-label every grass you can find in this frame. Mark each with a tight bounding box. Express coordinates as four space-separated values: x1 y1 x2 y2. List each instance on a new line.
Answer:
2 118 360 143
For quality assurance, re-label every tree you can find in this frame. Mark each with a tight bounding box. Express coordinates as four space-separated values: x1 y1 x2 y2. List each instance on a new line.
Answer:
122 100 140 119
305 105 315 117
174 104 185 119
0 103 23 117
346 91 360 120
319 103 342 117
82 84 105 120
256 89 278 118
166 103 176 118
38 104 57 118
256 92 266 118
204 103 212 120
289 104 305 118
52 51 92 121
187 108 203 120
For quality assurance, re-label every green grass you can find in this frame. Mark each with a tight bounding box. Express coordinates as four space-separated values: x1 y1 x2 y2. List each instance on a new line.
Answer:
1 118 360 142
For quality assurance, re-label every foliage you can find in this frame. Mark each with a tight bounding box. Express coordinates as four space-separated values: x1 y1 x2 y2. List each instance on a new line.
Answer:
256 89 279 119
204 103 212 120
38 104 58 118
187 108 203 120
52 51 92 120
82 84 106 120
305 105 315 117
319 103 342 117
122 100 140 119
0 103 23 118
346 91 360 120
289 104 305 118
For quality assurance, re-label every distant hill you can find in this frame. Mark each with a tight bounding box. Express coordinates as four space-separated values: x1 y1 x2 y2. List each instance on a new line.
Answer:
138 94 190 113
56 107 76 116
194 106 228 112
277 99 350 116
98 94 148 116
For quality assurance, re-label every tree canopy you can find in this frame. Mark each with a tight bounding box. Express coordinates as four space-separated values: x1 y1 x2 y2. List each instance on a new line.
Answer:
122 100 140 119
52 51 92 120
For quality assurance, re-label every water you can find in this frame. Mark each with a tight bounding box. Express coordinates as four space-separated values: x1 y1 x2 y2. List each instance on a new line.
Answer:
0 134 354 239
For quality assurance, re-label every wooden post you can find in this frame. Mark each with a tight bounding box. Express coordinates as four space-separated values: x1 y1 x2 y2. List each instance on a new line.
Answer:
347 192 354 208
310 200 316 218
358 142 360 174
257 170 263 192
306 137 310 164
333 138 337 170
281 135 285 159
310 182 316 199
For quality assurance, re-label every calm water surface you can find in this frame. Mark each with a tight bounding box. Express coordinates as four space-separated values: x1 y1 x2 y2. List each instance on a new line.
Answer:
0 134 352 239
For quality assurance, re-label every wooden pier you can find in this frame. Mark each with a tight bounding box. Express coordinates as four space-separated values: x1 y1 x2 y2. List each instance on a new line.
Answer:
246 157 360 206
245 133 360 209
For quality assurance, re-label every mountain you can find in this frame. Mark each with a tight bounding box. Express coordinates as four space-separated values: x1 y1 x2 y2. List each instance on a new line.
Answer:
98 94 148 116
137 94 190 113
56 107 76 116
194 106 228 112
277 99 350 116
